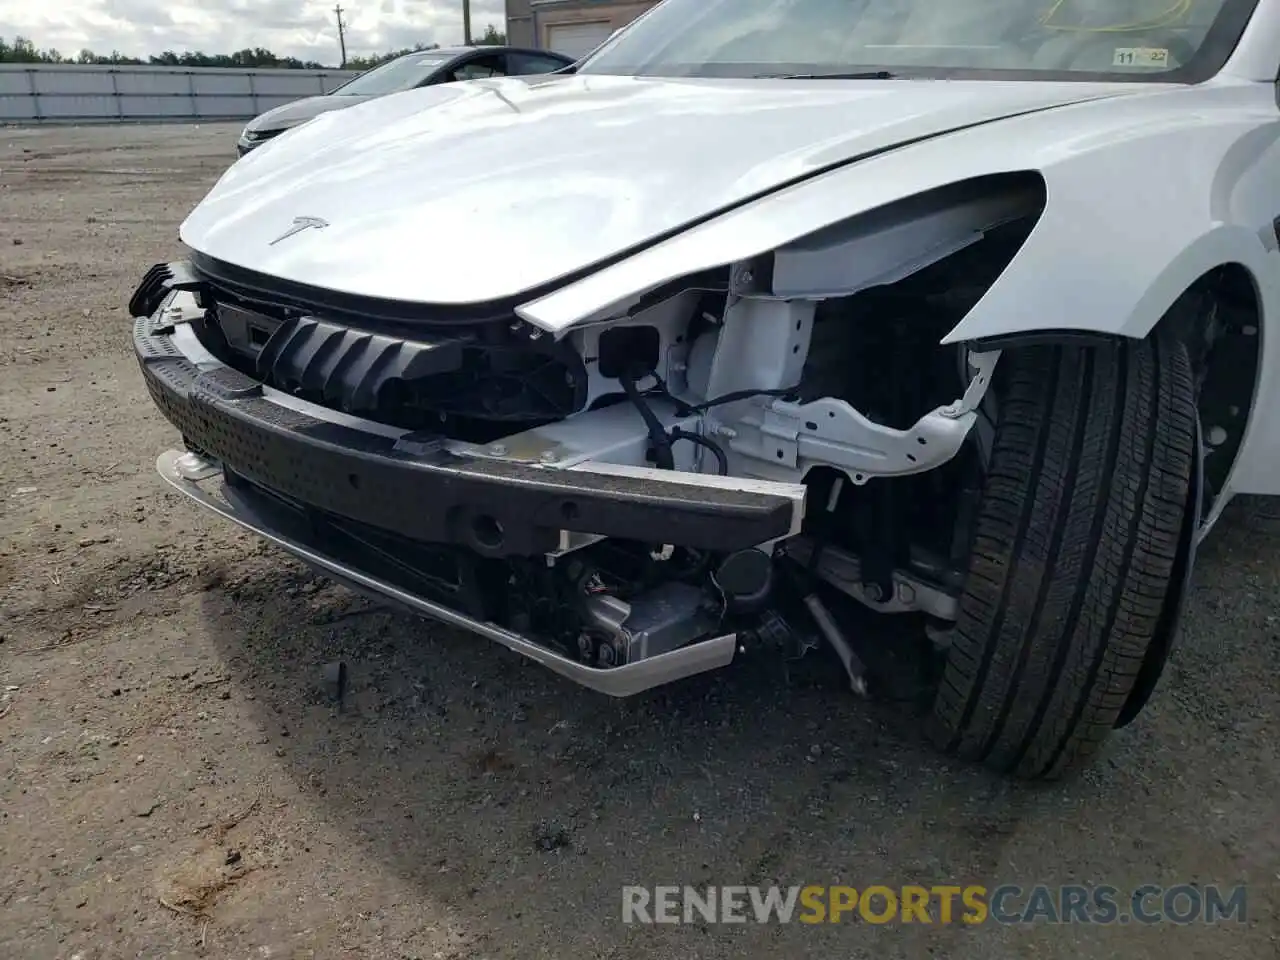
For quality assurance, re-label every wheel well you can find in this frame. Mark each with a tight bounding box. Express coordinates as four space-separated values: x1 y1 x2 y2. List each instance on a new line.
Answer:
971 262 1262 508
1157 262 1262 509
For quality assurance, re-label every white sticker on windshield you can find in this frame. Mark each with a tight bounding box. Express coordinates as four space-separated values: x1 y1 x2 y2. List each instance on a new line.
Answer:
1113 47 1170 68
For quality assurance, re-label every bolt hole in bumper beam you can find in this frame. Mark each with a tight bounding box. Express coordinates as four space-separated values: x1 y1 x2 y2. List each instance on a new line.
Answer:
155 450 739 697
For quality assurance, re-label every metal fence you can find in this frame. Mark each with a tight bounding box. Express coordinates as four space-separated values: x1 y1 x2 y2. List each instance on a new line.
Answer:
0 63 361 124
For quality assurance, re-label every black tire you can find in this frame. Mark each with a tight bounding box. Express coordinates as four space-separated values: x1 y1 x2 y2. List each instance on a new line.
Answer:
929 331 1196 779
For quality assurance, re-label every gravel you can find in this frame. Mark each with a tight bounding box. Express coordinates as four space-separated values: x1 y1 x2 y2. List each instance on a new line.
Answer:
0 122 1276 959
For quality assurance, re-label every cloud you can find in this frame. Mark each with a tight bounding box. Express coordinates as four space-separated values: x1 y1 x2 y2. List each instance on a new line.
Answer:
0 0 506 63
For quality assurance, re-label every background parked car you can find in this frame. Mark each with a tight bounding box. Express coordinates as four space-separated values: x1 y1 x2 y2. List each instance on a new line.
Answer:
236 45 574 155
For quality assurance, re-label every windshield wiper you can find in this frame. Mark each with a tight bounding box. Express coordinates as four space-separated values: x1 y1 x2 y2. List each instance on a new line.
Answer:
759 70 901 80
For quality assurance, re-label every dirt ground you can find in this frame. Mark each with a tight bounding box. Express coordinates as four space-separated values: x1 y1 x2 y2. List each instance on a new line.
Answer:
0 122 1277 960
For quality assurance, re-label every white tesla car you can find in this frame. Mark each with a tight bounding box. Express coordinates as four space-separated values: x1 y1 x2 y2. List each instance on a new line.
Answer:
129 0 1280 779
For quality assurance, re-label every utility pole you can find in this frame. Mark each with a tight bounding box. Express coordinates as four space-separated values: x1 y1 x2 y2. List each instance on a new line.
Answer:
462 0 472 45
334 4 348 67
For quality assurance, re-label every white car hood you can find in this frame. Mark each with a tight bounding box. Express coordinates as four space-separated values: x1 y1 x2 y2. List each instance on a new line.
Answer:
182 74 1135 304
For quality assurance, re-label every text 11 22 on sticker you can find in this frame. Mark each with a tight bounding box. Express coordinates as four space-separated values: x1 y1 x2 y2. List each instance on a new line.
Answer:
1114 47 1170 67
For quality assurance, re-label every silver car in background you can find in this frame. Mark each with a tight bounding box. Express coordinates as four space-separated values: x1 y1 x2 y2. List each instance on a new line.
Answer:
236 45 573 155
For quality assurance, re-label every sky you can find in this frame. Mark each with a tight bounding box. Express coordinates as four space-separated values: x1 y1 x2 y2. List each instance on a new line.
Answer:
0 0 505 63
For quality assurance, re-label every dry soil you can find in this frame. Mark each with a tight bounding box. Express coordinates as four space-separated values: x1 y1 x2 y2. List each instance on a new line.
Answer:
0 122 1277 960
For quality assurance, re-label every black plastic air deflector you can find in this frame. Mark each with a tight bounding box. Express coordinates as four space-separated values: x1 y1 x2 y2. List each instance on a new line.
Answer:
127 260 202 318
256 315 471 413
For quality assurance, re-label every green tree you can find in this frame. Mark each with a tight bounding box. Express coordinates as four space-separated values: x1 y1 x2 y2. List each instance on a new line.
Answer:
475 24 507 45
0 35 60 63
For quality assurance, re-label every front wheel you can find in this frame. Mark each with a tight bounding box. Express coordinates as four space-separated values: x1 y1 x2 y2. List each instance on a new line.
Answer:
929 331 1196 779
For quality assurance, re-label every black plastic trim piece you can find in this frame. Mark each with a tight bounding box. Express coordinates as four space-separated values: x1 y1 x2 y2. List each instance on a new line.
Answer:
189 252 517 328
968 329 1124 351
126 260 202 318
221 475 492 620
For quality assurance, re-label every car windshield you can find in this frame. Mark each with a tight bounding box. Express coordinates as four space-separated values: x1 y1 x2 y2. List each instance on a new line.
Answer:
575 0 1260 80
333 53 452 95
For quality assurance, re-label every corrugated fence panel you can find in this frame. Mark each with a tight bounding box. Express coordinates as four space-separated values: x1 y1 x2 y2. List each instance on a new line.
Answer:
40 96 119 119
189 72 252 95
0 97 36 119
0 63 358 123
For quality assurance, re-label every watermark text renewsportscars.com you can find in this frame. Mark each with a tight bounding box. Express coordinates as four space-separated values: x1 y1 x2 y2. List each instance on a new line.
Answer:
621 884 1248 925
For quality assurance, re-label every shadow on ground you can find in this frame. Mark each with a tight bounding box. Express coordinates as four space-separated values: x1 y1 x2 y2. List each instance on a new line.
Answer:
189 517 1280 957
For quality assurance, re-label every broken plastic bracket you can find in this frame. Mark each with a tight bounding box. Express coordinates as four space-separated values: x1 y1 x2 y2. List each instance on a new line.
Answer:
939 349 1001 419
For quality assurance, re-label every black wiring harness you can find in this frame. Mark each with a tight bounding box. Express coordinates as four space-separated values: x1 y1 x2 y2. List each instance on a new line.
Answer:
618 365 802 477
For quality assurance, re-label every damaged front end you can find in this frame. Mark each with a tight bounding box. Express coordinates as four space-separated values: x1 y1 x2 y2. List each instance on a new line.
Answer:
132 173 1043 695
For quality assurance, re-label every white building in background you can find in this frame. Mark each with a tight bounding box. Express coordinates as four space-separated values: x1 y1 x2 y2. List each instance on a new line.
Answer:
505 0 660 59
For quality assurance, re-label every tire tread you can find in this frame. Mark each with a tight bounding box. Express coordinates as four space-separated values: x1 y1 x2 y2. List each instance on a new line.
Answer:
929 334 1195 779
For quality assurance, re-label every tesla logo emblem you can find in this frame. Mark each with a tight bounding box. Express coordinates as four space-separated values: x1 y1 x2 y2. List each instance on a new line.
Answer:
269 216 329 245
